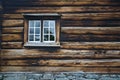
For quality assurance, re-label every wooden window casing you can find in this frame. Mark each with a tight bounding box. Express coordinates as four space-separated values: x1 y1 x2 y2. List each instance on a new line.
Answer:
23 14 61 47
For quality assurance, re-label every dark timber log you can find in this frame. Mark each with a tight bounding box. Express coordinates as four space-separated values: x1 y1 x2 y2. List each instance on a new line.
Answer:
2 20 23 27
61 27 120 35
2 13 120 20
1 59 120 67
1 66 120 73
1 42 23 49
61 42 120 50
2 34 22 41
2 27 23 33
4 6 120 13
4 0 120 6
62 20 120 27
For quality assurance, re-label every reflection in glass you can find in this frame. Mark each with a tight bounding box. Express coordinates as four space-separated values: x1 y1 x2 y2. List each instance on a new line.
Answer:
30 28 34 34
43 21 49 27
35 35 40 41
29 21 34 27
35 28 40 34
29 35 34 41
50 21 55 28
50 35 55 41
44 28 49 34
50 28 54 34
44 35 49 41
35 21 40 27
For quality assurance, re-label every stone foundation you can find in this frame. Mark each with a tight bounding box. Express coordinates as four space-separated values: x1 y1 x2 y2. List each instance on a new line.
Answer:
0 72 120 80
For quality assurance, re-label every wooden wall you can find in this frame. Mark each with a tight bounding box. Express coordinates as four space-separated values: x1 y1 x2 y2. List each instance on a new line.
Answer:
1 0 120 73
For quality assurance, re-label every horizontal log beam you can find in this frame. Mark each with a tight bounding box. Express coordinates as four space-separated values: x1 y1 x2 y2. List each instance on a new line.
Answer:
2 27 23 33
4 6 120 13
1 55 120 60
1 66 120 73
1 49 120 59
61 34 120 42
1 42 23 49
2 13 120 20
1 59 120 67
61 42 120 50
2 34 22 41
4 0 120 6
2 20 23 27
61 27 120 35
62 20 120 27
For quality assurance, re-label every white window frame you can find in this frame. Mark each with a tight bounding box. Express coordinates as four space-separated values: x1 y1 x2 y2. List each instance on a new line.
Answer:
28 20 41 43
28 20 56 43
43 20 56 43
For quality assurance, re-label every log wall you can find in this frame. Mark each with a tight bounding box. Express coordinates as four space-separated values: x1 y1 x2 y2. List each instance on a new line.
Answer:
1 0 120 73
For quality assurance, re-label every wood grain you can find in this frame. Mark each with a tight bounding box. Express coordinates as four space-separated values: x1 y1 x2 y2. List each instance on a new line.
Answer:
2 34 22 41
61 27 120 35
2 20 23 27
1 42 23 49
2 13 120 20
4 0 120 6
1 59 120 67
4 6 120 13
1 66 120 73
62 20 120 27
1 49 120 59
2 27 23 33
61 34 120 42
61 42 120 50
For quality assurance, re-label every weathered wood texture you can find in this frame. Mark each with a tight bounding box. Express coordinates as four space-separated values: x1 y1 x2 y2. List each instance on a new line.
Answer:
1 66 120 73
4 0 120 6
1 42 23 49
1 0 120 72
3 6 120 13
1 49 120 59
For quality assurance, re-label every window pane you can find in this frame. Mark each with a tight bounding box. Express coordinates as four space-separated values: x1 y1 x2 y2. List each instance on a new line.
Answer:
35 28 40 34
43 21 49 27
50 35 55 41
50 28 55 34
50 21 55 28
35 21 41 27
35 35 40 41
44 28 49 34
29 21 34 27
44 35 49 41
29 35 34 41
29 28 34 34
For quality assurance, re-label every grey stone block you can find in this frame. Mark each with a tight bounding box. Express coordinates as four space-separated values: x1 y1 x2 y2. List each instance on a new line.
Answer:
99 77 120 80
85 73 99 79
55 73 66 78
55 78 69 80
43 73 54 80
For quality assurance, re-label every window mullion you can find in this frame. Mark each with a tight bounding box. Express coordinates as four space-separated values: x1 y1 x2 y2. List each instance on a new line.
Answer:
34 21 35 42
49 21 50 41
41 20 43 42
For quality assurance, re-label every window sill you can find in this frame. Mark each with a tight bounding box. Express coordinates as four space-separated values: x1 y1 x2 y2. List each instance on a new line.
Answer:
24 42 60 47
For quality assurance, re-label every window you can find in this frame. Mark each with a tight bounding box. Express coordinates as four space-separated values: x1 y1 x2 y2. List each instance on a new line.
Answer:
23 14 61 47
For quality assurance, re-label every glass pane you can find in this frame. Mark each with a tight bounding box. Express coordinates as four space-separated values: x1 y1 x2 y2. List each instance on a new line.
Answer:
29 21 34 27
44 28 49 34
44 35 49 41
29 28 34 34
43 21 49 27
35 28 40 34
35 35 40 41
50 35 55 41
29 35 34 41
35 21 40 27
50 28 55 34
50 21 55 28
